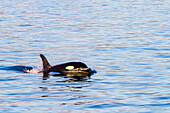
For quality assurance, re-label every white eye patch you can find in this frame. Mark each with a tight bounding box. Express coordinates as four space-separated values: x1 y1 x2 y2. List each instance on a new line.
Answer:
65 66 74 70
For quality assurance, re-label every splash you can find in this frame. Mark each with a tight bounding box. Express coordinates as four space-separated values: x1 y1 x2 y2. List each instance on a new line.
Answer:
23 66 41 73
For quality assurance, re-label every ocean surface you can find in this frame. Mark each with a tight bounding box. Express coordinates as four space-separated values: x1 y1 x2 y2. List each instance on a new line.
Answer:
0 0 170 112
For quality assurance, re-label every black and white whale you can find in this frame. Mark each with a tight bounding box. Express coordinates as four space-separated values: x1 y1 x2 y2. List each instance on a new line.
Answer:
39 54 96 78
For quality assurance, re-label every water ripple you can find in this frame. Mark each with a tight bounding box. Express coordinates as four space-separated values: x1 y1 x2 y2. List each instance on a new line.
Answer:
0 0 170 112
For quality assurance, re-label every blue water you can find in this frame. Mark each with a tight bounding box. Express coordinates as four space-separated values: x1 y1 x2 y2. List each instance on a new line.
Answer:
0 0 170 112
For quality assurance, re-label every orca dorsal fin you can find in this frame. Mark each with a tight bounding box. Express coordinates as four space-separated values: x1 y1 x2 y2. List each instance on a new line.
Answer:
40 54 51 72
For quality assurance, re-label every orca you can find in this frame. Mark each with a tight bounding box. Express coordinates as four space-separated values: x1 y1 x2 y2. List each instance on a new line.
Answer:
39 54 96 78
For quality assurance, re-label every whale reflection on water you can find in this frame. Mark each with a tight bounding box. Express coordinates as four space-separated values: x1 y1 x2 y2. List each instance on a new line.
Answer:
42 70 95 80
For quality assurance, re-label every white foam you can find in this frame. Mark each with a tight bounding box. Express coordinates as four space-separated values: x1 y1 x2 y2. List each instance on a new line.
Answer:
23 67 41 73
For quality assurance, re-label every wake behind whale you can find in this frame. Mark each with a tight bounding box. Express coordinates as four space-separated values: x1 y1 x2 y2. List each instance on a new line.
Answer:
0 65 40 73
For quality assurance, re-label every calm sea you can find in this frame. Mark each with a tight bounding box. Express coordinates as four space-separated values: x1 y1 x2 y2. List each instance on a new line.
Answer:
0 0 170 112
